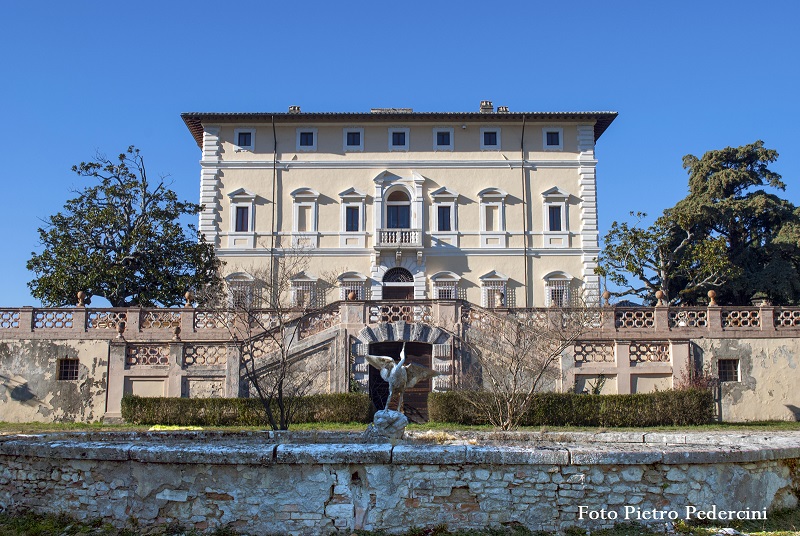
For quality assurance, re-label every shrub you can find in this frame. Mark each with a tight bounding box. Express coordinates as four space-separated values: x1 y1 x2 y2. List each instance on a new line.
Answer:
428 389 713 427
121 393 373 426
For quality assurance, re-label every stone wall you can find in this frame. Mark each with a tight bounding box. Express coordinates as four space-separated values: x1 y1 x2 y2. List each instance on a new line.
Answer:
0 339 108 422
0 432 798 534
694 338 800 422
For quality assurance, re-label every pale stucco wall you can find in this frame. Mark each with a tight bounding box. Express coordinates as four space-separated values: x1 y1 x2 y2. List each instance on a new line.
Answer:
0 339 108 422
693 338 800 422
205 118 597 307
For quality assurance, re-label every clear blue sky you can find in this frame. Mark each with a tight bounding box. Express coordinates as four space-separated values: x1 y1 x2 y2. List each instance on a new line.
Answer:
2 1 798 306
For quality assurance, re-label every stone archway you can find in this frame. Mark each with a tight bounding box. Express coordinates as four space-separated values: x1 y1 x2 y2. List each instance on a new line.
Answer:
351 321 454 421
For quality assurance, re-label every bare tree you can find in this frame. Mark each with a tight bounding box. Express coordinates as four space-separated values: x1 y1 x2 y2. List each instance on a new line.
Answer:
457 303 600 430
199 249 338 430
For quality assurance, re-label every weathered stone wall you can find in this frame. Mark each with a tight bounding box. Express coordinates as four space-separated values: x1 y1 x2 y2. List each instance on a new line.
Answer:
694 338 800 422
1 432 798 534
0 339 108 422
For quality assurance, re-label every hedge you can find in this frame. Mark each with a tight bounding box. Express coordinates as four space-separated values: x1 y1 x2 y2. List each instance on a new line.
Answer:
428 389 714 427
121 393 374 426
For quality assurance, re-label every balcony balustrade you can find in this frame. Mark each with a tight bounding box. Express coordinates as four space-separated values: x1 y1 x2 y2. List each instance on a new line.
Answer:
375 228 423 249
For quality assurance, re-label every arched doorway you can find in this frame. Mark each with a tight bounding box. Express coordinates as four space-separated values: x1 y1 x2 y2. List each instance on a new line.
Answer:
368 341 433 422
382 267 414 300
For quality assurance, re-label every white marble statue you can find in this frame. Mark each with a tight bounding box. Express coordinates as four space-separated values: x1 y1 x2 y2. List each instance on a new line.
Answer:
365 342 440 413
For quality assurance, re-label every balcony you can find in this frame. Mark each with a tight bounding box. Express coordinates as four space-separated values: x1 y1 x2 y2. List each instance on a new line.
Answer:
375 228 423 250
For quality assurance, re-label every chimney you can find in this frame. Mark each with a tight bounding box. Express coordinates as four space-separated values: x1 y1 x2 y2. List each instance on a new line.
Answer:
497 106 509 113
288 105 301 114
480 100 494 113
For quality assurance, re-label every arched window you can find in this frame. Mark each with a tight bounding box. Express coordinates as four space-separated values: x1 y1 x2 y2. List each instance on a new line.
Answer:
383 267 414 283
386 190 411 229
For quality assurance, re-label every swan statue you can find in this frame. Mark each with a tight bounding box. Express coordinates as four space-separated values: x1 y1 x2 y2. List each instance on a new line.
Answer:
365 342 440 413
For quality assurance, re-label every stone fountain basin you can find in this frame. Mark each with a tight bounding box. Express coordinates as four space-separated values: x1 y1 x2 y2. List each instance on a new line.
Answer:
2 430 799 466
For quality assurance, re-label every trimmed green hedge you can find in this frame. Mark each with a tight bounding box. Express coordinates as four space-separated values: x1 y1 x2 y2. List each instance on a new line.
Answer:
428 389 714 427
121 393 374 426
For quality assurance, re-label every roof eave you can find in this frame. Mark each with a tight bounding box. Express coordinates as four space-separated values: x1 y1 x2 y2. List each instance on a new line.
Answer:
181 111 618 148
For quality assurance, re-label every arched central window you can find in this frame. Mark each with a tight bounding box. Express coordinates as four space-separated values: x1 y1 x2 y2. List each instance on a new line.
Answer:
383 267 414 283
386 190 411 229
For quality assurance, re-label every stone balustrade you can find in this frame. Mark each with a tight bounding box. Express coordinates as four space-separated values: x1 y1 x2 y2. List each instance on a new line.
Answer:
2 302 799 342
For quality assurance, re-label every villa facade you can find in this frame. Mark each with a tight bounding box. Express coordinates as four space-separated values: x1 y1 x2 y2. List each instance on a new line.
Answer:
181 102 617 308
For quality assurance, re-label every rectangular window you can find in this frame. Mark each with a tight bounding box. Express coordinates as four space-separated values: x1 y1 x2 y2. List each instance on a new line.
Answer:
346 131 361 146
718 359 739 382
546 131 560 146
387 205 410 229
485 205 498 232
235 206 249 232
299 131 314 146
548 206 562 231
392 131 406 146
436 285 455 300
436 131 450 146
237 132 252 147
57 358 79 381
483 131 498 147
297 205 310 232
437 206 451 231
345 206 359 232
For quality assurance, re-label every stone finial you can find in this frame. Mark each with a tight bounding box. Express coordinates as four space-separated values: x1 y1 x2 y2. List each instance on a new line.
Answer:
655 290 665 307
184 291 194 308
77 291 86 307
116 321 126 340
602 290 611 307
708 290 718 306
173 325 181 341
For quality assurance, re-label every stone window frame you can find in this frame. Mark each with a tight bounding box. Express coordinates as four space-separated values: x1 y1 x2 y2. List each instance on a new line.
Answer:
432 127 454 151
543 271 574 307
291 187 320 248
291 271 323 309
343 127 364 152
478 187 508 248
430 271 461 300
541 186 570 249
233 128 255 152
388 127 410 152
480 127 501 150
296 127 318 152
227 188 257 249
480 270 509 308
542 127 564 151
339 187 367 248
338 271 369 300
430 186 459 247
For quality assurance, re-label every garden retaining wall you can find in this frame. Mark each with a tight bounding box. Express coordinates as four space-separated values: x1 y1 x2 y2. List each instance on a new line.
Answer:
1 431 799 534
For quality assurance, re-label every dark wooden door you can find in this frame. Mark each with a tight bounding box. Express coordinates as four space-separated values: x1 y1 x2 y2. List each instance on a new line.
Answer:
383 286 414 300
368 341 433 422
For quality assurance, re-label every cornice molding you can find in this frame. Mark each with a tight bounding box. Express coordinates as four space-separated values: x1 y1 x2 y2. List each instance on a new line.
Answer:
199 159 597 170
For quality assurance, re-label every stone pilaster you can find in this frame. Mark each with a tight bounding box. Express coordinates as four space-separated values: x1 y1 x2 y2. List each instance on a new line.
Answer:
578 124 600 303
199 126 221 247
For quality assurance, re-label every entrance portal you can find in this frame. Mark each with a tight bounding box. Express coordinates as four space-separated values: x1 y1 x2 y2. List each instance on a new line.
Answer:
382 267 415 301
382 286 413 300
368 341 433 422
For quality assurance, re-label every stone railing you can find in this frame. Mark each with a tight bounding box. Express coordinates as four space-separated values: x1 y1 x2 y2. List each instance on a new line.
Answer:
375 228 423 249
3 302 800 342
